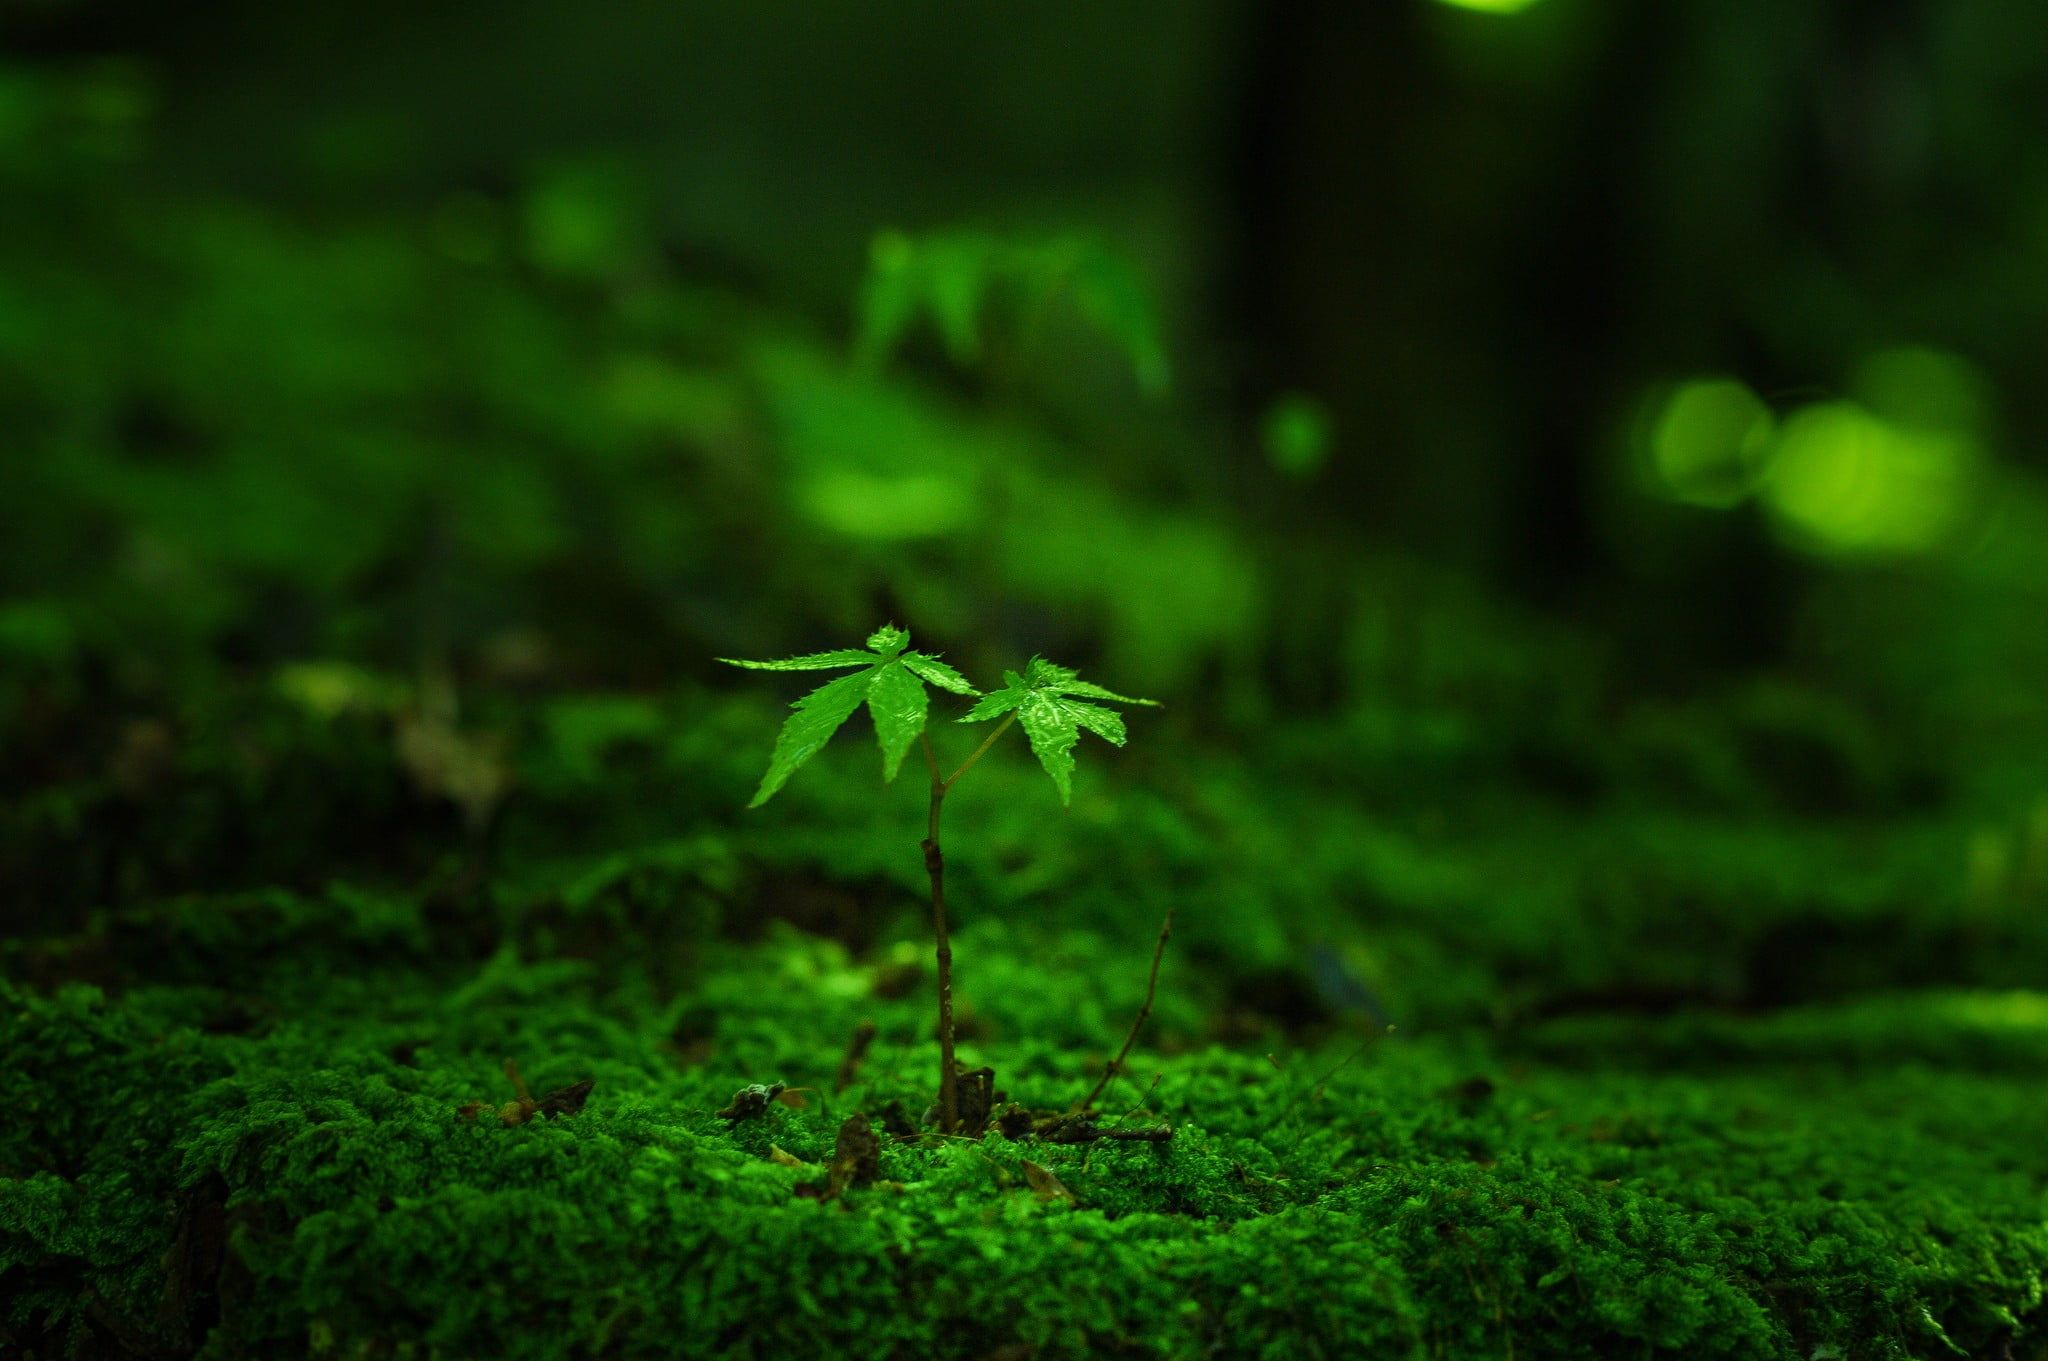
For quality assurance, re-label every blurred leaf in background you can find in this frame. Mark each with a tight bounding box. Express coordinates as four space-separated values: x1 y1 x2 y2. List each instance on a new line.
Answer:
857 228 1171 397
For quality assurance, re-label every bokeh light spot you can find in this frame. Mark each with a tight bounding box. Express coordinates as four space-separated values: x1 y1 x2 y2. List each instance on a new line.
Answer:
1262 393 1333 479
1762 402 1981 558
1852 345 1991 435
1436 0 1546 13
1642 377 1776 508
798 470 977 541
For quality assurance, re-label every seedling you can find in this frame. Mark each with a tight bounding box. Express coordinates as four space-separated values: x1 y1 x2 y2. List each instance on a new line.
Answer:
722 624 1155 1133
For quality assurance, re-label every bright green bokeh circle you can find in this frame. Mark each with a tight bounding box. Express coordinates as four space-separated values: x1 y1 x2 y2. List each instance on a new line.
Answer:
1436 0 1546 14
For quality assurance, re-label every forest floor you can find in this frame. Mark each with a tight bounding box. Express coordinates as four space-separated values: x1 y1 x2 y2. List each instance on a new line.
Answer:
6 682 2048 1360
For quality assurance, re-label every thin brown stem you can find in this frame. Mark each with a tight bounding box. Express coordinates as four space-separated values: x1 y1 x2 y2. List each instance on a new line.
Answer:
917 716 1021 1135
1113 1072 1165 1127
916 716 1020 1134
1075 906 1176 1114
920 733 960 1133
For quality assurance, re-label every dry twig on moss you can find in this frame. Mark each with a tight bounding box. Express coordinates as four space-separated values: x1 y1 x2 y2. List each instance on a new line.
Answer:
1074 906 1176 1115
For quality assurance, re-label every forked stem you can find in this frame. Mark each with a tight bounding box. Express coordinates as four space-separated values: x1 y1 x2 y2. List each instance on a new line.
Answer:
943 712 1016 791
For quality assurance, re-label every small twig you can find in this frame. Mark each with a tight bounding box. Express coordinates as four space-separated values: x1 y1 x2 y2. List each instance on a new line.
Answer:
1075 907 1175 1114
1117 1072 1163 1122
834 1019 878 1094
1309 1030 1386 1100
1045 1121 1174 1145
1270 1026 1391 1131
1089 1072 1167 1174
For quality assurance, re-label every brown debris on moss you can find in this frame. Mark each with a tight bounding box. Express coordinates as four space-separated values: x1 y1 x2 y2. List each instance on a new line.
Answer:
458 1059 594 1126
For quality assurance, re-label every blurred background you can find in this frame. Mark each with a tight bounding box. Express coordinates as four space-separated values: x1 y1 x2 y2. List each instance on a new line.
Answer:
6 0 2048 1031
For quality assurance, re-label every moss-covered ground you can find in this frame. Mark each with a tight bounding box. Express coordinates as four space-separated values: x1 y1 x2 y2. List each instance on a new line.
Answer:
7 673 2048 1361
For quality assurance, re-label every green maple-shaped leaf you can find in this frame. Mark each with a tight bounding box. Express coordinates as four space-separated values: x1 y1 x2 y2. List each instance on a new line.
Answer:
960 656 1156 805
720 625 978 806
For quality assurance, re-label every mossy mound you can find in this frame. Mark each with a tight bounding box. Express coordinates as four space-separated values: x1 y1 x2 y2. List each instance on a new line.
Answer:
7 913 2048 1360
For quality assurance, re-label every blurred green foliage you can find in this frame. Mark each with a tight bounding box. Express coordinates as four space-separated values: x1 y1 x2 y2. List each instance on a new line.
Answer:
857 228 1171 396
0 58 1261 715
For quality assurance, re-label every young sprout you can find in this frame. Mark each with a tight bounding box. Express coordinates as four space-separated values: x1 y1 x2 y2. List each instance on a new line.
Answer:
722 626 1155 1132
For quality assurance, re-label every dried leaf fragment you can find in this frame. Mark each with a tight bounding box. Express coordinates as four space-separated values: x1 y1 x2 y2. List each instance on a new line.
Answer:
532 1078 595 1120
826 1112 881 1199
459 1060 595 1126
1020 1159 1075 1205
717 1082 788 1122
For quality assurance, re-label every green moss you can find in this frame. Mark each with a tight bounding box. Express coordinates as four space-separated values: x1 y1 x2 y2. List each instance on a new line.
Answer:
0 510 2040 1359
1523 991 2048 1073
8 920 2048 1359
7 670 2046 1357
